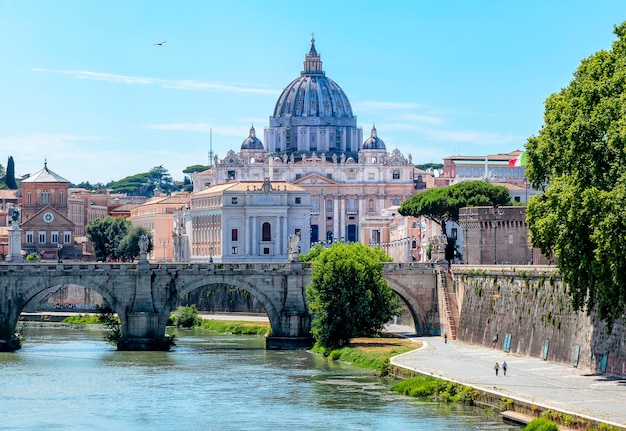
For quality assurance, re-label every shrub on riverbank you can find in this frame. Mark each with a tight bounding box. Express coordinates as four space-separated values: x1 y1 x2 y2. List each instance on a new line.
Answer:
62 314 100 325
523 417 558 431
390 375 480 405
312 334 417 376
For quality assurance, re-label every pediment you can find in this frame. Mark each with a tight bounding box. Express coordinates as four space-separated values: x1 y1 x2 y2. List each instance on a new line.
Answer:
21 206 74 228
293 173 339 186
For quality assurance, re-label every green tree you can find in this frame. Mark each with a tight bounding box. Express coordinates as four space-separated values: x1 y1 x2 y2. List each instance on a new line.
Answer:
302 242 401 350
183 164 210 174
116 225 153 261
86 216 132 261
525 22 626 328
398 181 510 235
5 156 17 189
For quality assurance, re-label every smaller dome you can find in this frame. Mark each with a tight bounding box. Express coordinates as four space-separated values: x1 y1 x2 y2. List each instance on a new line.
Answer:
240 125 264 150
362 125 386 150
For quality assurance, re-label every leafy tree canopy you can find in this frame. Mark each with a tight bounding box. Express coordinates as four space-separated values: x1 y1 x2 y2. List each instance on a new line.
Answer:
301 242 401 350
415 163 443 171
183 164 210 174
86 216 153 261
398 181 510 233
526 22 626 328
110 165 179 196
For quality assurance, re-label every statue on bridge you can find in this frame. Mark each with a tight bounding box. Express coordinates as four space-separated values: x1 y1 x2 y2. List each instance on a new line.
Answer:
288 234 300 261
138 234 149 263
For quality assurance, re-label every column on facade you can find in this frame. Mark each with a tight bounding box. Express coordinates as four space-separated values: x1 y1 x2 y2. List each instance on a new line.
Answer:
251 216 257 257
333 194 339 243
281 215 287 256
245 216 251 256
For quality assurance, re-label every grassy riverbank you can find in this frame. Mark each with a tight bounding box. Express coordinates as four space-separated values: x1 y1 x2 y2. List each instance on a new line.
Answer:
312 333 419 376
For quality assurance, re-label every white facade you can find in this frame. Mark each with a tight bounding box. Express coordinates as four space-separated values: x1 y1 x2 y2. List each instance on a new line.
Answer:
185 179 310 263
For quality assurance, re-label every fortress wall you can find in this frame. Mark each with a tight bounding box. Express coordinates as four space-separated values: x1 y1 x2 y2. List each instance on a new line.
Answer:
453 266 626 377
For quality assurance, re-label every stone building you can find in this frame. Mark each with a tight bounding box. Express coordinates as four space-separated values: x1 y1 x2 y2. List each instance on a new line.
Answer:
193 38 417 247
18 162 77 260
459 206 550 265
184 178 310 263
129 192 189 262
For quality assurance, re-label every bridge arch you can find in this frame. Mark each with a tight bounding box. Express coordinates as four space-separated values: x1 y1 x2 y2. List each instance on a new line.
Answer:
172 274 282 336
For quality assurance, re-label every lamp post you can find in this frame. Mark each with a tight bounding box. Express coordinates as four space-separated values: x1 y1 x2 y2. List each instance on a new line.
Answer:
209 245 213 263
57 243 63 263
159 237 170 263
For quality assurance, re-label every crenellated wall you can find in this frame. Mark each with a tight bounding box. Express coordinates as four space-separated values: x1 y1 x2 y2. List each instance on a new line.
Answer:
453 265 626 377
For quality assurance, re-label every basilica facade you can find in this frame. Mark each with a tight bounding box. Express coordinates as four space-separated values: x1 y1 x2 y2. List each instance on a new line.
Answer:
193 38 418 248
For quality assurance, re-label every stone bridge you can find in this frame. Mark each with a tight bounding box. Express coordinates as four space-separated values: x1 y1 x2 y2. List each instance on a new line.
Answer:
0 261 439 351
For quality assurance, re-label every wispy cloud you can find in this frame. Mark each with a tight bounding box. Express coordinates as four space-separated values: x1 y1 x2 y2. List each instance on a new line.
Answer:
142 123 257 138
32 68 281 95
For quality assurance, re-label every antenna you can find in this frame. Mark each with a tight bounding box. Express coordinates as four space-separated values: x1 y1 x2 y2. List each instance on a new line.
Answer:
208 128 214 168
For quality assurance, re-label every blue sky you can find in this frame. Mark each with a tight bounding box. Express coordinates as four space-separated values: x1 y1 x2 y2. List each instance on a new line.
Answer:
1 1 625 184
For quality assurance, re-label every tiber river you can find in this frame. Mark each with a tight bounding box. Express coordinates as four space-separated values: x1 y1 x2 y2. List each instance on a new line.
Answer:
0 326 522 431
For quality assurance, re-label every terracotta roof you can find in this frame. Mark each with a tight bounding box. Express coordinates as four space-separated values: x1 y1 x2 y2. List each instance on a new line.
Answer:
0 190 18 199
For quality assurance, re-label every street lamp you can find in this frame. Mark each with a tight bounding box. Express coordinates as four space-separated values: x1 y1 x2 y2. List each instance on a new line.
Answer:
57 243 63 263
209 245 213 263
159 237 170 263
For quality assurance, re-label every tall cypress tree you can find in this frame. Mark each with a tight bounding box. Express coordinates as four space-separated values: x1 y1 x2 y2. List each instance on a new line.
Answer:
5 156 17 189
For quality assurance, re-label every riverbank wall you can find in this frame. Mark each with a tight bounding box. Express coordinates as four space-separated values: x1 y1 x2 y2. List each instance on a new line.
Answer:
452 265 626 377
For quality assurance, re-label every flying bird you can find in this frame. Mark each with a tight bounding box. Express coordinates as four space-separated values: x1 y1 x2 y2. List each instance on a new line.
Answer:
154 41 166 46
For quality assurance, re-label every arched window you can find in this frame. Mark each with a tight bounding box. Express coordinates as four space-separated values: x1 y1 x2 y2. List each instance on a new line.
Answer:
368 199 374 212
326 199 333 212
41 190 50 204
393 198 400 206
311 198 318 211
371 157 377 163
393 170 400 180
262 222 271 241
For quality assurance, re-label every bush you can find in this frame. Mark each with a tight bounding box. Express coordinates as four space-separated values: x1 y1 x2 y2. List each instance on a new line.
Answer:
523 417 558 431
174 305 201 328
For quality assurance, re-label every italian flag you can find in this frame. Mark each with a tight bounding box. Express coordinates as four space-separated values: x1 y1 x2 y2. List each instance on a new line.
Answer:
508 152 526 167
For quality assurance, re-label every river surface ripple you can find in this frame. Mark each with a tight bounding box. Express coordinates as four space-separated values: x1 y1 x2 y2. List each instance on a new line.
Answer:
0 326 522 430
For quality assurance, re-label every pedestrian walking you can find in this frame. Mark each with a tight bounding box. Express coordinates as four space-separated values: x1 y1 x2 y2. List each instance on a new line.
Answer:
444 332 448 343
502 361 507 376
494 362 500 376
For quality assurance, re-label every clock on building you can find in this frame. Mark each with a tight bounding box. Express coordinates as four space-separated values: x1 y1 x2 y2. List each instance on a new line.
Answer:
43 212 54 223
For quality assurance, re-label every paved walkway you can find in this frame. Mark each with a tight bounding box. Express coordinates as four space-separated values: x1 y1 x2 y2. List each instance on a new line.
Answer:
387 326 626 428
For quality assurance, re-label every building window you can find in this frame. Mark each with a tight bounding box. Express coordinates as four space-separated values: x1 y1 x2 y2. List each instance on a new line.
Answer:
295 197 301 204
51 231 59 243
64 231 71 243
393 198 400 206
393 170 400 180
227 170 236 180
369 199 374 213
412 239 417 249
38 232 46 243
262 222 271 241
514 196 521 202
27 192 32 204
26 231 34 243
311 198 318 212
41 190 50 204
326 174 332 180
231 246 238 255
347 172 355 180
231 197 238 204
326 200 333 212
231 228 238 241
295 173 301 180
59 192 65 204
263 247 270 255
348 198 356 211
